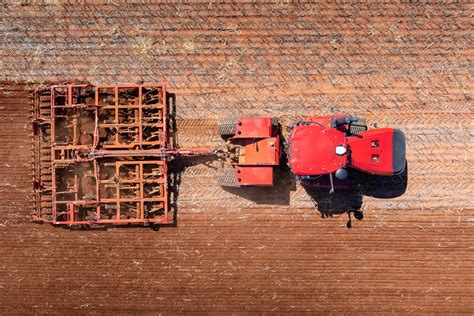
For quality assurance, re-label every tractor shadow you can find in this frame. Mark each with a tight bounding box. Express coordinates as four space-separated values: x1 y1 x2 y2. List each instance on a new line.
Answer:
302 164 408 228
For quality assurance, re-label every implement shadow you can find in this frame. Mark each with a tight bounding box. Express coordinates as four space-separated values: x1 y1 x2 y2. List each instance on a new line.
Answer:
221 163 296 205
163 92 180 228
164 92 221 227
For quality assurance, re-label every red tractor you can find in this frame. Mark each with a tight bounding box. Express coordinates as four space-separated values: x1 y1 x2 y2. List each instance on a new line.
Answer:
287 114 406 192
217 117 281 187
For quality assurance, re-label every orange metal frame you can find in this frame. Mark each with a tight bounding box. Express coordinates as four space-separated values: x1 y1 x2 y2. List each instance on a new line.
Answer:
228 117 280 186
32 84 174 226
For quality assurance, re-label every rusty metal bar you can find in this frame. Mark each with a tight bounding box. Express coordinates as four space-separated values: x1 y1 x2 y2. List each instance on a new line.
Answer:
32 84 175 227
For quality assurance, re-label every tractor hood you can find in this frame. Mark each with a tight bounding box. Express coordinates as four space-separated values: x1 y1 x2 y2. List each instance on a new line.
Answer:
347 128 406 175
289 125 347 176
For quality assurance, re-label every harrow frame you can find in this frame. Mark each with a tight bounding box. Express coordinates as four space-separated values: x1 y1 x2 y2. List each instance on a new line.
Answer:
32 83 178 226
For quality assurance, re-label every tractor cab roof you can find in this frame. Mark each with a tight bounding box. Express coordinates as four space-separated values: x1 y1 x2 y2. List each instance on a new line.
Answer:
289 125 347 176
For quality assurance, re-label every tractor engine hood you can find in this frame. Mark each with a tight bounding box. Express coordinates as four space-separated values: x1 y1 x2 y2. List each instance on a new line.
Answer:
289 125 347 176
347 128 406 175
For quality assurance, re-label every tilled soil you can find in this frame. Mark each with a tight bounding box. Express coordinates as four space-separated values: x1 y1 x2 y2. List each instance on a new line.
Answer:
0 1 473 314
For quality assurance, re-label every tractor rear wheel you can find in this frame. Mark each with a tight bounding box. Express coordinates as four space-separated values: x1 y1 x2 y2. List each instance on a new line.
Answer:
349 118 367 135
271 117 279 127
218 168 240 188
218 117 237 136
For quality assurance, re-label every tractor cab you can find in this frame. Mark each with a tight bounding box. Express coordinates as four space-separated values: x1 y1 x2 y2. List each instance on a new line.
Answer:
288 124 347 176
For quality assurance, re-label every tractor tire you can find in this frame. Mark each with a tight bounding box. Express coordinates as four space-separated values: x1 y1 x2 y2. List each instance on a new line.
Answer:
218 168 240 188
271 117 279 127
350 118 367 135
218 117 237 136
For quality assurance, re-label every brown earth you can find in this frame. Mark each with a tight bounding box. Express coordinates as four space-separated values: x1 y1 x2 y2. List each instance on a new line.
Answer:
0 1 473 314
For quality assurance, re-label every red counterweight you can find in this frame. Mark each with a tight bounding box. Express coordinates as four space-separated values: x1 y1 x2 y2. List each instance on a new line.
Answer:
217 117 281 187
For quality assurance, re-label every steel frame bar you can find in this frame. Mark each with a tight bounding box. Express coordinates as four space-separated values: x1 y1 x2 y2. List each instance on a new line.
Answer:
32 84 171 226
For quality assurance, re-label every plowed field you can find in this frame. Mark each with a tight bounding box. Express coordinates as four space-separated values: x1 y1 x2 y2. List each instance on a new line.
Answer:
0 1 473 314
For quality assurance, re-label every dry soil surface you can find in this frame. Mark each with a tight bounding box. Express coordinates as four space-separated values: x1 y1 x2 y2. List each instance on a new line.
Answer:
0 1 473 314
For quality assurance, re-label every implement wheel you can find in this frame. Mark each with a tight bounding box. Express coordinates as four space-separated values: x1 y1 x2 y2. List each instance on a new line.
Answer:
218 117 237 137
349 118 368 135
218 168 240 188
